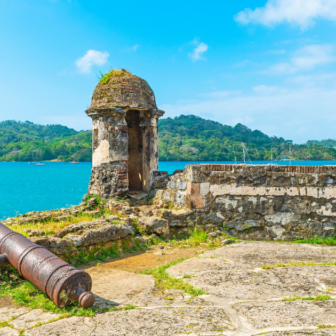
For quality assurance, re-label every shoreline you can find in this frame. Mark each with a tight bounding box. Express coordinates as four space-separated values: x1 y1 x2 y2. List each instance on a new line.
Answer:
2 159 336 163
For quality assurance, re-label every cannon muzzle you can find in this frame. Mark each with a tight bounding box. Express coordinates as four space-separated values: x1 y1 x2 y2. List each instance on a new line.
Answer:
0 222 95 308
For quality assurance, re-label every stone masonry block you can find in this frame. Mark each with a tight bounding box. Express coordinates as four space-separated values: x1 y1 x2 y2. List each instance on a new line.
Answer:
177 182 187 190
190 195 205 209
200 183 210 195
187 182 200 196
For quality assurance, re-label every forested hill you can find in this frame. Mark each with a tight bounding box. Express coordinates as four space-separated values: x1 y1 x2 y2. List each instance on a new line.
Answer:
158 115 336 161
0 120 92 162
158 115 286 161
306 139 336 148
1 116 336 162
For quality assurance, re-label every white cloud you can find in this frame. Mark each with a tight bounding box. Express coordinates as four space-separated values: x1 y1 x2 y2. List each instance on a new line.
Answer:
235 59 251 67
188 40 208 61
160 86 336 143
289 72 336 86
201 91 241 98
266 44 335 74
128 44 139 51
267 49 286 55
75 50 109 74
235 0 336 28
252 85 288 95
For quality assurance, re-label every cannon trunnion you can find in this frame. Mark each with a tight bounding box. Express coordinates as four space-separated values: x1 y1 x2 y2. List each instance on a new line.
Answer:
0 223 95 308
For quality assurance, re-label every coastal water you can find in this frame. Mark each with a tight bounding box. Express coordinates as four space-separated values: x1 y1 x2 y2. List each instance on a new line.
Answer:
1 160 336 220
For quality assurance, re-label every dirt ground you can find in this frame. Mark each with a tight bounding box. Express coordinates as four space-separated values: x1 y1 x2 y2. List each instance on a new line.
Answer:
0 297 16 309
2 241 336 335
80 245 208 272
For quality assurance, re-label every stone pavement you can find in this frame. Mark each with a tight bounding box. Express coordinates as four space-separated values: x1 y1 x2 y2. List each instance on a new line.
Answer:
2 241 336 335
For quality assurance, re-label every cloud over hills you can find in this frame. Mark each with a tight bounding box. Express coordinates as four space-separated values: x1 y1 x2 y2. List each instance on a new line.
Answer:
235 0 336 28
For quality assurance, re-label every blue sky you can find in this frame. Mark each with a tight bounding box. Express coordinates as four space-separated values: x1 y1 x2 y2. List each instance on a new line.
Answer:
1 0 336 143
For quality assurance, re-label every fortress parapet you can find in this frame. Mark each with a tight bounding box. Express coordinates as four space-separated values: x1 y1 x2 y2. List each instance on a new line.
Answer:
155 164 336 241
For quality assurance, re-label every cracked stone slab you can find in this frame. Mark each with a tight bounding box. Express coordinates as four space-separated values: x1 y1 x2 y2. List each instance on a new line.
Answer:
0 327 20 336
25 316 95 336
5 241 336 336
261 331 336 336
202 241 336 269
264 328 336 336
182 268 322 301
144 289 216 307
180 266 336 301
0 307 30 323
166 257 233 278
91 307 234 335
234 300 336 329
11 309 60 330
296 266 336 290
86 268 155 307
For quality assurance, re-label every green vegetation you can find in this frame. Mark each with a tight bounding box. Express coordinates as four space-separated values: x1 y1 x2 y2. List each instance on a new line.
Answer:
98 68 131 84
70 241 146 267
307 139 336 148
282 294 332 301
261 261 336 269
153 227 233 249
317 324 333 329
0 280 136 325
2 116 336 162
0 120 91 162
0 231 211 316
0 281 96 317
6 213 102 238
294 236 336 246
0 318 14 328
158 115 336 161
0 252 139 320
140 257 204 296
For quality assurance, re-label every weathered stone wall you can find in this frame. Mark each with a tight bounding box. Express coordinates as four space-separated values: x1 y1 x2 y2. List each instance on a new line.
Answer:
155 164 336 241
29 220 136 262
87 111 162 197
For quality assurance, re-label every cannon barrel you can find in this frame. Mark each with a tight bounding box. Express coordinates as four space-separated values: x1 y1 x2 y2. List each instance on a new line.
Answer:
0 222 95 308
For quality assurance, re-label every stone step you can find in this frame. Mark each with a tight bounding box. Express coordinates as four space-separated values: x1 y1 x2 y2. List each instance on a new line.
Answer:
127 191 148 201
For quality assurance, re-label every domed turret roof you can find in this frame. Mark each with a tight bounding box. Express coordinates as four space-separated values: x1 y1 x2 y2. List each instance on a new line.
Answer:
86 69 159 113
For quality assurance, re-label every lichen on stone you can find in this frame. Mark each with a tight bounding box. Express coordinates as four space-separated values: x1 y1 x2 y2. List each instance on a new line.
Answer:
88 68 157 112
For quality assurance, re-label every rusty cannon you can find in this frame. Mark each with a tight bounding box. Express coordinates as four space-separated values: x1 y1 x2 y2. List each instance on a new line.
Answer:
0 222 95 308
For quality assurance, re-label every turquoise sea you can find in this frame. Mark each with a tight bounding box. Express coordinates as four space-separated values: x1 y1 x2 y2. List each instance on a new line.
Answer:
1 160 336 220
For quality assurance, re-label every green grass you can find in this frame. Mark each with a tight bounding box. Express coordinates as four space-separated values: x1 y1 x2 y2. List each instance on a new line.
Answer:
261 260 336 269
0 317 14 328
68 240 146 267
140 258 204 296
0 265 22 285
1 281 94 317
98 69 131 84
187 227 208 245
294 237 336 246
317 324 333 329
166 227 208 247
282 294 332 301
7 212 108 238
157 227 235 250
0 281 137 320
0 241 145 317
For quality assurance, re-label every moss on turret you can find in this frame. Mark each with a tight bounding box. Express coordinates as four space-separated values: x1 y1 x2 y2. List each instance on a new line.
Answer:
98 68 133 84
87 69 158 112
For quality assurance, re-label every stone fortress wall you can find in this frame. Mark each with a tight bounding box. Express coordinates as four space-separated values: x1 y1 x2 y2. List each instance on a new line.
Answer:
154 164 336 241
